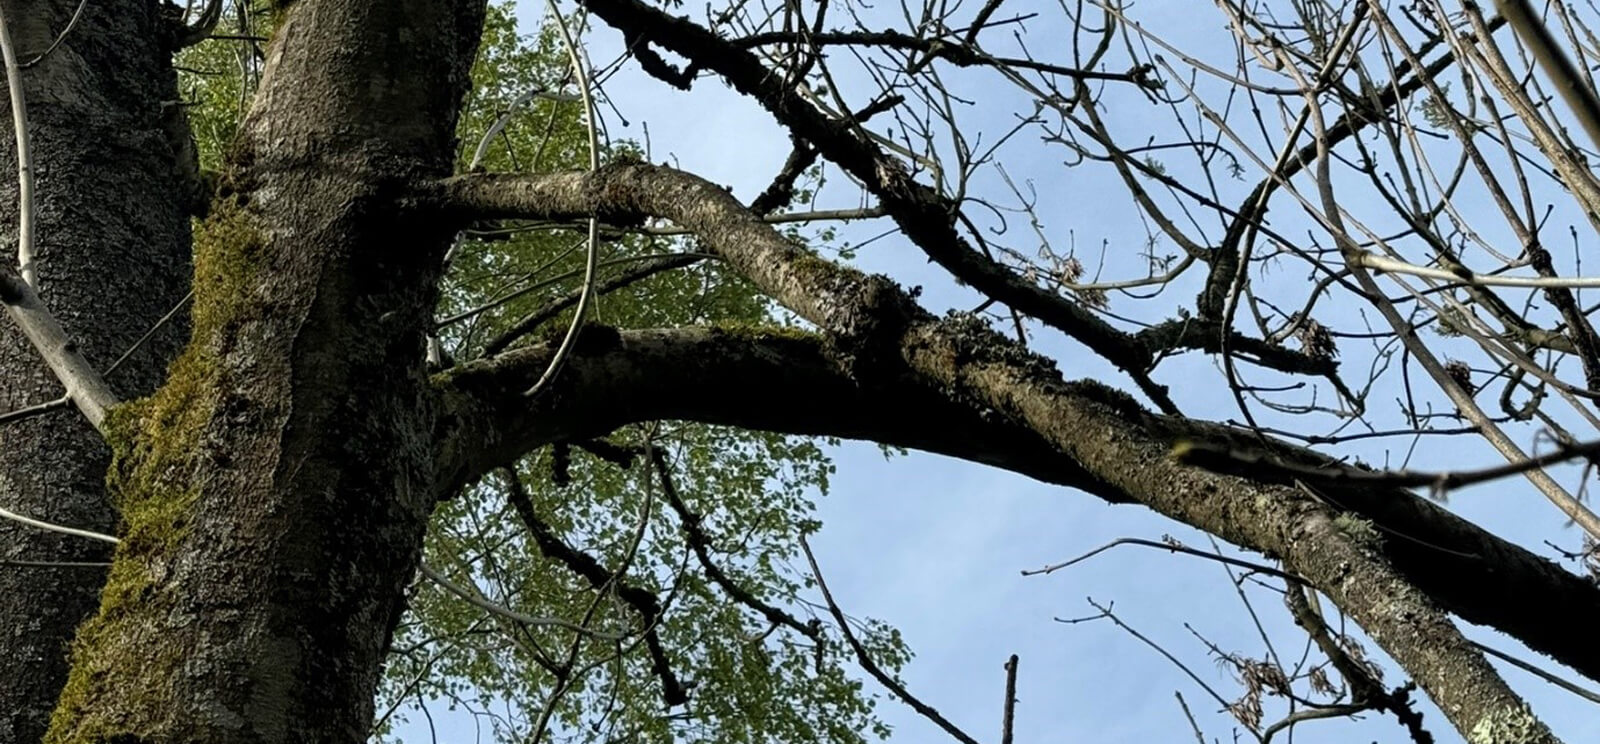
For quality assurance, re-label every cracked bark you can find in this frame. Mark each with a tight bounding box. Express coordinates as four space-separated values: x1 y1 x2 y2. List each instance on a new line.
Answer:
0 0 1587 741
42 1 485 741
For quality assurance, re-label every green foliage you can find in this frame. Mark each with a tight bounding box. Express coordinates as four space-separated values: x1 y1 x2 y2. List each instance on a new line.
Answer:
179 9 902 742
388 11 908 739
174 4 903 742
176 2 275 170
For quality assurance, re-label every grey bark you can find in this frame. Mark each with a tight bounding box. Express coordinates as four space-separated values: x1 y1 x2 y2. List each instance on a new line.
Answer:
427 163 1573 743
0 1 190 741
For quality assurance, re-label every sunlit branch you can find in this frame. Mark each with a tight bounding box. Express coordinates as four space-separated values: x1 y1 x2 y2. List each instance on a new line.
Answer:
1493 0 1600 153
568 0 1184 410
0 4 36 289
0 394 70 426
1347 250 1600 288
0 503 118 545
0 268 119 431
522 0 603 399
426 147 1600 704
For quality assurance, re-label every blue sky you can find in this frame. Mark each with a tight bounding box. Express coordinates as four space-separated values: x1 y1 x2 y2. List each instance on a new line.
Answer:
396 2 1600 742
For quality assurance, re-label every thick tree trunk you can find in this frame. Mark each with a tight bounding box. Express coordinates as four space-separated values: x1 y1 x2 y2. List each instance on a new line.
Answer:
43 2 485 742
0 2 190 741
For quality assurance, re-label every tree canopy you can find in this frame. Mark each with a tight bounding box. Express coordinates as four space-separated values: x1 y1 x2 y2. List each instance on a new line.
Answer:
4 1 1600 743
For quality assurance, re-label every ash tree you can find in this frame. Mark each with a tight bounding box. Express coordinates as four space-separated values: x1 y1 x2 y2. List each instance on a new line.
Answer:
3 0 1600 743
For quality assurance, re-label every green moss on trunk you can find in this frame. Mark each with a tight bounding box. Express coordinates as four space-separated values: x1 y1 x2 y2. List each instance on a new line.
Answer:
46 200 269 744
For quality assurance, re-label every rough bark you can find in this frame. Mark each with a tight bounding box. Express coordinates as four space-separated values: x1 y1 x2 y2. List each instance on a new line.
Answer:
425 163 1572 742
0 0 1583 742
43 2 484 742
0 2 190 741
434 321 1600 692
433 326 1119 497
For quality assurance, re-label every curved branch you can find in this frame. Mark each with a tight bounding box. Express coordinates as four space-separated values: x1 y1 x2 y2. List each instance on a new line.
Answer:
420 163 1578 741
499 468 687 707
651 449 823 641
432 325 1107 499
432 326 1600 695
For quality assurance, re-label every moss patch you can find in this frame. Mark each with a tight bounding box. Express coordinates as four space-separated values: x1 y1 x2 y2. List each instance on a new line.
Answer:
46 199 268 744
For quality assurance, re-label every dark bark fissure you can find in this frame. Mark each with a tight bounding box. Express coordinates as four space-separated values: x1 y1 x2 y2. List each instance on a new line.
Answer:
0 0 1587 742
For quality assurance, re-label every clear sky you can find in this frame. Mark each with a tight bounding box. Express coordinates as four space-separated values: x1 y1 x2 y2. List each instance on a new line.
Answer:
396 2 1600 742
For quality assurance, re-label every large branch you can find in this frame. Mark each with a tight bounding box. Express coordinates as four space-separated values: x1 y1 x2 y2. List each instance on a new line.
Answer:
560 0 1175 396
433 325 1105 498
434 321 1600 674
421 165 1575 741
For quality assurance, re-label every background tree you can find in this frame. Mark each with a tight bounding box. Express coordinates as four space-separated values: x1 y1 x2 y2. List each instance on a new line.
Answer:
4 1 1600 743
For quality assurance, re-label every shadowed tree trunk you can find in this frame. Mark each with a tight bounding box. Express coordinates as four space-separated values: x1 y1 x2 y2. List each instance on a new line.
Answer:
0 2 190 740
39 2 485 741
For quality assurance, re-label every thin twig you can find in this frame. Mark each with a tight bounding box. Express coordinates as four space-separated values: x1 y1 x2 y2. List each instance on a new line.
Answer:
1493 0 1600 153
20 0 89 67
801 535 982 744
0 394 69 426
0 3 37 288
0 558 110 568
103 290 193 378
0 504 118 545
1472 640 1600 705
1071 599 1238 715
654 450 821 640
1175 435 1600 495
524 0 601 398
1022 536 1305 584
1348 250 1600 288
416 562 627 639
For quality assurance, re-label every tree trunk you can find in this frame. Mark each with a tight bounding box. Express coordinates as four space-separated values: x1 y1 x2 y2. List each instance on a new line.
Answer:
43 2 485 742
0 2 190 741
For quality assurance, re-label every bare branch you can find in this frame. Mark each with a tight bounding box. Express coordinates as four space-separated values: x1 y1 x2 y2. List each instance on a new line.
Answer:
0 268 119 430
0 4 36 288
802 535 983 744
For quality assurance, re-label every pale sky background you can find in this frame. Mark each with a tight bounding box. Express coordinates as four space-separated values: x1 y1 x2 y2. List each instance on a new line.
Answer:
399 2 1600 742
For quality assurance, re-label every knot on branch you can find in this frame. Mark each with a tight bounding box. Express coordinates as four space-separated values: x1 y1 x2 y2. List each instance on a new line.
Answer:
823 273 925 382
